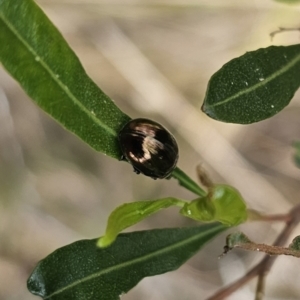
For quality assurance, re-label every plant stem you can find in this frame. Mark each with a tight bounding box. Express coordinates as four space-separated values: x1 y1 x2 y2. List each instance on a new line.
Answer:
270 27 300 40
255 273 266 300
206 203 300 300
225 232 300 257
172 167 206 197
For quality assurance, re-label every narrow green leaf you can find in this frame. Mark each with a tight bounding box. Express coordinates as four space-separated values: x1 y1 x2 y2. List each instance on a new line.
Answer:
202 45 300 124
98 198 186 247
28 224 227 300
274 0 300 3
0 0 130 158
293 141 300 168
172 167 206 197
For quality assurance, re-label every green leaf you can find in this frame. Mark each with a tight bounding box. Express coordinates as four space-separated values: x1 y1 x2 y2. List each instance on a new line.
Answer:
180 197 216 222
293 141 300 168
274 0 300 3
212 185 248 225
202 45 300 124
28 224 227 300
98 198 186 247
180 184 248 226
172 167 206 197
289 236 300 251
0 0 130 159
225 232 252 249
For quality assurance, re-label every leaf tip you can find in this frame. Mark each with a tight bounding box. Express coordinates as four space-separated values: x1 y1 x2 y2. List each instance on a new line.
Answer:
201 102 218 121
27 266 47 297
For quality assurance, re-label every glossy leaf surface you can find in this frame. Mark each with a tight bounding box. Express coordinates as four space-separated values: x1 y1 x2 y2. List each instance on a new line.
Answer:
180 184 248 226
202 45 300 124
28 224 227 300
98 197 185 247
0 0 130 158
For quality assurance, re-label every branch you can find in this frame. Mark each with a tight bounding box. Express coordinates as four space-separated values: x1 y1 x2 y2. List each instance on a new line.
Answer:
206 204 300 300
270 27 300 41
223 232 300 258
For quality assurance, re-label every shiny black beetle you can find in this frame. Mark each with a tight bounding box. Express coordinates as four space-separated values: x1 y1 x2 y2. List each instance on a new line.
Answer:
118 118 179 179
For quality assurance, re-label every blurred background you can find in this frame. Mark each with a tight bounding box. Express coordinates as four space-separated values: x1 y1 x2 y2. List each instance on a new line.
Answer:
1 0 300 299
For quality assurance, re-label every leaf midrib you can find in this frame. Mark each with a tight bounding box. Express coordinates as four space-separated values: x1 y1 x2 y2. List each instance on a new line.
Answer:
44 225 224 299
0 12 117 137
207 52 300 108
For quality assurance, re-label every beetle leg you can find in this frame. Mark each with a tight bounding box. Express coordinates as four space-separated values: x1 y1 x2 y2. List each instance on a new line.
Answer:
119 154 127 161
133 167 140 174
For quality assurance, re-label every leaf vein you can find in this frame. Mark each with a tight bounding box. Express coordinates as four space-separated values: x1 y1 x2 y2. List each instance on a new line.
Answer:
208 52 300 108
0 12 116 137
44 225 223 298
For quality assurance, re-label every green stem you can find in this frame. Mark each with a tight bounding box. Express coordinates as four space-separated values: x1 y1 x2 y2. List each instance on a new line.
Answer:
172 199 187 208
172 167 207 197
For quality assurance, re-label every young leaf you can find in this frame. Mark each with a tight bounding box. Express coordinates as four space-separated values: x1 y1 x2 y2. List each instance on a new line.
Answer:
28 224 227 300
180 197 216 222
212 185 248 225
180 184 248 226
289 236 300 251
202 45 300 124
225 232 252 250
0 0 130 159
293 141 300 168
98 198 186 248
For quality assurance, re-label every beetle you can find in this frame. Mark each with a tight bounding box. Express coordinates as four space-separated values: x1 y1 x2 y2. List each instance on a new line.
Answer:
118 118 179 179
